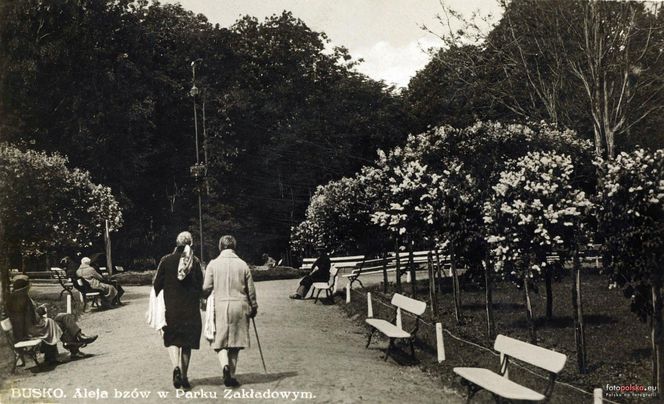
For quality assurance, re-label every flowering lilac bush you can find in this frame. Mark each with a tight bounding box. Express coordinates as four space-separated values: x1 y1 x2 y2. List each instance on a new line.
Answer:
483 150 594 342
0 143 123 256
291 166 386 254
598 149 664 319
483 151 594 278
597 148 664 388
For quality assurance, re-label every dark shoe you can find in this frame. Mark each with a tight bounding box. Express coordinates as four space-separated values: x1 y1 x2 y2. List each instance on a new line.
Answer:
289 294 302 300
222 365 231 386
77 333 98 344
227 378 240 387
173 366 182 389
181 377 191 390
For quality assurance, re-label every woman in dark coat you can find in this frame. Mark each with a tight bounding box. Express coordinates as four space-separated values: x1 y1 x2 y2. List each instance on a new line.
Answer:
153 231 203 389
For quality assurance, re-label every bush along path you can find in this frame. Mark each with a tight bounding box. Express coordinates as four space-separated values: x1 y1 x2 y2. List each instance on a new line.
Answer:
0 281 461 404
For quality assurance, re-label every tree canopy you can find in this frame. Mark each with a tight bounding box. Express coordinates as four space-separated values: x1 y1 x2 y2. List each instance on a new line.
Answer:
0 1 408 264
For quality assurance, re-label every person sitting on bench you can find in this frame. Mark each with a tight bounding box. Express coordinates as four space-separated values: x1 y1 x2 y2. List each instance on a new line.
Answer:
290 250 331 300
77 257 119 308
88 255 125 304
60 256 79 280
6 275 98 363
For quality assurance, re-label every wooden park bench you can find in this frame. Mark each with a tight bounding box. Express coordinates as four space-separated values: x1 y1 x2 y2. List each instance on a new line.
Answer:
99 265 125 275
50 267 74 299
300 255 365 272
0 317 43 373
73 278 101 310
343 257 398 289
310 266 340 304
344 251 460 289
388 250 462 275
365 293 426 361
454 334 567 402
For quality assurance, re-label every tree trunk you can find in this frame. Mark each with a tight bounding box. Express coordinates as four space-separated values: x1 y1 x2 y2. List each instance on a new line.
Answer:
606 127 615 160
427 250 437 320
545 269 553 320
651 282 663 392
408 241 416 296
523 262 537 343
484 259 496 341
19 248 25 273
395 238 402 293
0 220 8 315
450 246 462 324
572 250 587 373
381 251 388 294
434 250 443 294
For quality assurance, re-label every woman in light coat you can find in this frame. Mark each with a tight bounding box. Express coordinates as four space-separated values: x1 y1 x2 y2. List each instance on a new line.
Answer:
77 257 118 308
203 235 257 387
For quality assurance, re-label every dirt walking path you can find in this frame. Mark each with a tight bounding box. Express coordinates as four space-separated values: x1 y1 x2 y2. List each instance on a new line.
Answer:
0 280 461 404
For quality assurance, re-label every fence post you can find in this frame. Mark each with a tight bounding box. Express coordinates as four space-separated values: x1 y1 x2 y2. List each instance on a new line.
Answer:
593 388 602 403
367 292 373 318
346 282 351 303
66 294 72 314
436 322 445 362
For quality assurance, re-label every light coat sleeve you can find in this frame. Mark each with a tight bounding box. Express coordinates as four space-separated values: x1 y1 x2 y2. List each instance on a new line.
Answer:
245 266 258 311
202 262 214 297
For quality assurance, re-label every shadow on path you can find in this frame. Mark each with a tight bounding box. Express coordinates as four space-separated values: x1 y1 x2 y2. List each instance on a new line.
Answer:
191 371 297 387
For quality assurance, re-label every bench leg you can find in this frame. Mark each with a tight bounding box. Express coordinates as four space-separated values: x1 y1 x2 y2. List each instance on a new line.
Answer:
462 380 482 403
356 279 365 289
491 393 504 404
31 351 40 368
12 353 20 373
314 289 322 304
366 329 375 348
384 338 395 361
409 337 415 359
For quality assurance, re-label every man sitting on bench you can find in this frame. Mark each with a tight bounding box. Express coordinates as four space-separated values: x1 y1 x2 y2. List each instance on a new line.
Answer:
6 275 98 363
77 257 121 308
289 250 331 300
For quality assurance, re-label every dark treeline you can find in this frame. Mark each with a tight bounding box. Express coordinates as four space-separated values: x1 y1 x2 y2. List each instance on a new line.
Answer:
1 0 662 268
0 0 409 266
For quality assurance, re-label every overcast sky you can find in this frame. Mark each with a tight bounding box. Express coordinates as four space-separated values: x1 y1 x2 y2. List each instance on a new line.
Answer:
164 0 503 88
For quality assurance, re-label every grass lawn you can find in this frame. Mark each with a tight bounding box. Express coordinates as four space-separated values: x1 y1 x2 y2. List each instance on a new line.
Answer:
341 269 653 403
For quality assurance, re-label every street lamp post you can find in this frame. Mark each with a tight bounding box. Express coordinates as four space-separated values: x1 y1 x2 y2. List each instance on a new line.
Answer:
190 59 205 262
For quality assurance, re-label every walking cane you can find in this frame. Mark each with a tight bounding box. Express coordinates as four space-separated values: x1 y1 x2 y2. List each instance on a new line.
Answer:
252 318 267 373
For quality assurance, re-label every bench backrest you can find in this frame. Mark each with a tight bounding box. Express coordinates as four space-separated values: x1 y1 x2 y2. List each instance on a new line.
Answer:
0 318 12 332
391 293 426 316
76 278 96 293
0 318 15 347
50 267 68 279
494 334 567 374
301 255 365 270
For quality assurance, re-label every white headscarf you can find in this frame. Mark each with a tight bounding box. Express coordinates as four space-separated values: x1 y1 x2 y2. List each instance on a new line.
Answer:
177 245 194 280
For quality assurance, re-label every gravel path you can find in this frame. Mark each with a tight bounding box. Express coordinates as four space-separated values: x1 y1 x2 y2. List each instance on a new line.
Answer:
0 280 461 404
